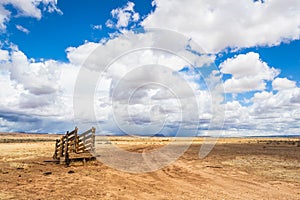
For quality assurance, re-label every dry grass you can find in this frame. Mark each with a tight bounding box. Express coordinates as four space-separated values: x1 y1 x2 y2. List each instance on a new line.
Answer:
0 133 299 199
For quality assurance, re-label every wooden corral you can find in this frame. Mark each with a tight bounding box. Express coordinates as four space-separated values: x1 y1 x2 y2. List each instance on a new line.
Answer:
53 127 96 166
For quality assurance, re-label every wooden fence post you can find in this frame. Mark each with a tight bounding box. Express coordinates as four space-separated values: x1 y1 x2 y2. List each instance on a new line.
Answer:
53 139 60 159
64 133 69 165
59 136 64 158
74 127 78 153
91 127 96 152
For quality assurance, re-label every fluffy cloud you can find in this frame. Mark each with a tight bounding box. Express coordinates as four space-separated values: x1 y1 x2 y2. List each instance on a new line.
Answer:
249 88 300 132
0 4 10 30
1 30 214 134
66 30 211 72
9 49 60 95
251 91 273 103
142 0 300 52
0 45 79 132
0 0 61 31
1 1 299 137
3 30 297 135
69 30 219 136
106 1 140 29
0 49 9 62
224 101 250 126
219 87 300 136
220 52 278 79
272 77 296 90
222 77 266 93
66 42 99 66
220 52 280 93
217 50 300 135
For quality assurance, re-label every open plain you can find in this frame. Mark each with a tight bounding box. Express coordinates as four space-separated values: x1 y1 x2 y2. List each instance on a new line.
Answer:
0 133 299 200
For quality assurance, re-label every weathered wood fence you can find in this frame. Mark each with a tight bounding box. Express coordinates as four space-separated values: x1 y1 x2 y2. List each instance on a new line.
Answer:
53 127 96 165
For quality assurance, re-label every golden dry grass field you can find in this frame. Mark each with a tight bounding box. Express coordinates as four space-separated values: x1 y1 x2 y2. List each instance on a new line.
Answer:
0 133 299 199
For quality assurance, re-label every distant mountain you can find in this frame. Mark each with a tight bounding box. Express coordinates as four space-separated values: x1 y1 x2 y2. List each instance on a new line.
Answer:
15 131 49 135
152 133 165 137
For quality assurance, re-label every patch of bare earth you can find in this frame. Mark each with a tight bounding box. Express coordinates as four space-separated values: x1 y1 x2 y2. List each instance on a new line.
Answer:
0 134 299 199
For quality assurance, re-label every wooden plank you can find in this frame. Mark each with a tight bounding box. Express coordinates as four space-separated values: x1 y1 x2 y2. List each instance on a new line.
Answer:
56 147 61 153
64 135 70 166
78 136 91 144
67 134 76 141
77 145 86 151
52 139 59 160
78 127 96 152
79 138 93 145
67 127 78 136
77 143 93 151
77 145 90 152
64 134 69 162
79 133 93 141
67 133 75 138
77 143 85 148
84 143 93 149
79 128 93 137
67 140 75 146
59 136 64 158
74 130 78 153
91 127 95 149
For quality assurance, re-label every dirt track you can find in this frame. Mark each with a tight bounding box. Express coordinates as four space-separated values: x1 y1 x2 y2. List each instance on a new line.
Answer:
0 134 299 199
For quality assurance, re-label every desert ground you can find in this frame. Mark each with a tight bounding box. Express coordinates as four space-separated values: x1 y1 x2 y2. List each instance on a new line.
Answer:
0 133 299 200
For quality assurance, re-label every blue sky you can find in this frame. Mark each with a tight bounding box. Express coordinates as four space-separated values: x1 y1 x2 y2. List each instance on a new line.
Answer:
2 0 154 61
215 41 300 83
0 0 300 136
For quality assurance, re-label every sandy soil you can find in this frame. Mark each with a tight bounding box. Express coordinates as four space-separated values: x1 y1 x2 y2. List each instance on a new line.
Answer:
0 133 299 200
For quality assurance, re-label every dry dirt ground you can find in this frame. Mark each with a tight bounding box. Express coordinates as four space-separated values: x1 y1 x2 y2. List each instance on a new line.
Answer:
0 133 299 200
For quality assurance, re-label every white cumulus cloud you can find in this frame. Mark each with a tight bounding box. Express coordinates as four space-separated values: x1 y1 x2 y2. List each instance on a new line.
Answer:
106 1 140 29
1 0 300 137
220 52 280 93
142 0 300 52
272 77 296 90
0 49 9 62
0 0 62 31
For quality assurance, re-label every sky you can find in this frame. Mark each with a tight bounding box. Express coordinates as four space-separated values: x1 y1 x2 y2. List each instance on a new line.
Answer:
0 0 299 136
